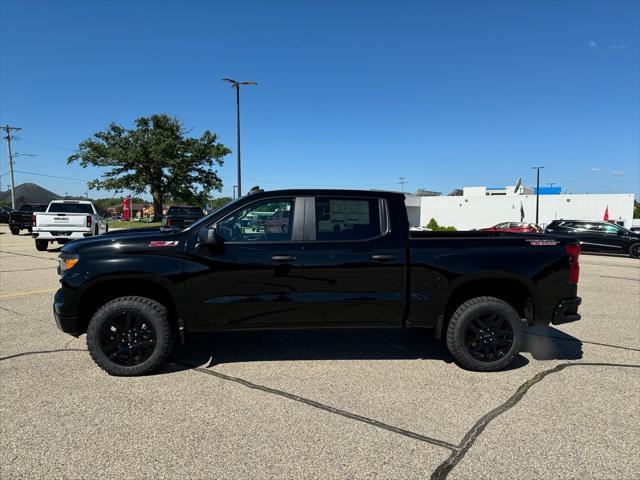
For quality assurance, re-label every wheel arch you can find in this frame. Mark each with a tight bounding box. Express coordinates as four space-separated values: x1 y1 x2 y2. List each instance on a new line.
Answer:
76 275 185 335
436 276 535 339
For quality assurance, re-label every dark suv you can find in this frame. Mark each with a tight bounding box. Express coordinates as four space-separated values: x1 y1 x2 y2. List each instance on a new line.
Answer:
545 220 640 258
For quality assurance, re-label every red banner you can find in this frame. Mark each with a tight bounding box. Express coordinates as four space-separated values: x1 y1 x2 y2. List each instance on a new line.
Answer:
123 196 131 221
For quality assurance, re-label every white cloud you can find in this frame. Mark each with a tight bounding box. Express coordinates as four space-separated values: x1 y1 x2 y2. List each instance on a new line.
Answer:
589 167 601 172
612 170 625 177
588 40 598 49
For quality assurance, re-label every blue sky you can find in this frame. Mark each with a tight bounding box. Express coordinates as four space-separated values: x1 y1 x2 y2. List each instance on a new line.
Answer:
1 0 638 200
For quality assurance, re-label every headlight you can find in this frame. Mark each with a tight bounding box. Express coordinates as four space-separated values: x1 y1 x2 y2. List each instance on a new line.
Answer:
59 254 79 272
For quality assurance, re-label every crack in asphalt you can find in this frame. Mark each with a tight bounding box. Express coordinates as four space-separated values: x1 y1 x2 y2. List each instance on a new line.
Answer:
599 275 640 282
0 267 58 273
0 305 22 316
2 349 639 479
0 348 87 362
0 250 59 262
430 362 640 480
526 332 640 352
177 360 459 451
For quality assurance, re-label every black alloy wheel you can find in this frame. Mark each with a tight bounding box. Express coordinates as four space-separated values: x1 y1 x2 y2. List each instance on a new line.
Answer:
100 311 157 366
446 296 524 371
87 296 173 376
463 312 514 362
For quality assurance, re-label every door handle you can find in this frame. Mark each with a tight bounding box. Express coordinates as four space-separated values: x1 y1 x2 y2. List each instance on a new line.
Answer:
271 255 296 262
371 254 396 262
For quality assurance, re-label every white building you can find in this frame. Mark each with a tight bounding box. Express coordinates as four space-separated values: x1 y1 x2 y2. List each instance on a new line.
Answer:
407 185 635 230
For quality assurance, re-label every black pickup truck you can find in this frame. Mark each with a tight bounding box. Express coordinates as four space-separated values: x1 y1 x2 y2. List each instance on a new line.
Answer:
161 205 204 230
9 203 48 234
53 189 581 376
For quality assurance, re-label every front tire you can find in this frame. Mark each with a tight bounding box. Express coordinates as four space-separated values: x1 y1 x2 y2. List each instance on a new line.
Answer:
629 242 640 259
35 239 48 251
87 296 173 376
10 228 18 235
446 296 524 371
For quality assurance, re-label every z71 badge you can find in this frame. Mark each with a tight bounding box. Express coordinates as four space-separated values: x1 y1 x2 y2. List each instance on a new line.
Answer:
526 239 559 246
148 241 179 247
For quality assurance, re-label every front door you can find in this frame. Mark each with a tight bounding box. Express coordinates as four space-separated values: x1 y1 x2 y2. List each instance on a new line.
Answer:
186 197 304 329
300 196 405 327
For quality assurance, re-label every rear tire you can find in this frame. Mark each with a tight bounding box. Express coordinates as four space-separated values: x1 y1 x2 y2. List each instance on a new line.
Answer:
35 240 48 251
446 296 524 371
629 242 640 259
87 296 173 376
10 228 18 235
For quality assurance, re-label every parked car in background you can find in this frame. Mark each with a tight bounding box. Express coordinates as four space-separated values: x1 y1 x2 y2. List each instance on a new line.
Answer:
161 206 204 230
630 226 640 233
8 204 48 235
33 200 107 251
545 220 640 258
53 188 582 376
481 222 541 233
0 205 15 223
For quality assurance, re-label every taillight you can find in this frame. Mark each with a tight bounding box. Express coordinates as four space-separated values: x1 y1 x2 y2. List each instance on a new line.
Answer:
565 244 580 284
166 217 171 226
86 215 92 228
32 214 36 226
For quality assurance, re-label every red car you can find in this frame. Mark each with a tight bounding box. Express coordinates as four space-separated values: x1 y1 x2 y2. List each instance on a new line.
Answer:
481 222 541 233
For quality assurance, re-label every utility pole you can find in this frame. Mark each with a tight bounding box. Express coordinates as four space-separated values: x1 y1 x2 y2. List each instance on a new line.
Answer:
531 166 544 225
398 176 407 192
222 78 258 197
2 125 21 208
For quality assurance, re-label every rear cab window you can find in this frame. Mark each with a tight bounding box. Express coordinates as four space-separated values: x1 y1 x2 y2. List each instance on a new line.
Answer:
48 203 94 214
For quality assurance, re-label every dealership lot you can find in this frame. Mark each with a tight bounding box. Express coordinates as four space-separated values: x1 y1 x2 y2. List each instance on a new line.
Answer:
1 225 638 479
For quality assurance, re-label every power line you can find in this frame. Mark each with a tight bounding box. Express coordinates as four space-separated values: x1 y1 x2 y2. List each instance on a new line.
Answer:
11 169 89 183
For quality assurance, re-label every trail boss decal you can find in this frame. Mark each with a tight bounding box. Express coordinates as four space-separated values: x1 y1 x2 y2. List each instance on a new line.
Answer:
526 239 560 246
148 241 179 247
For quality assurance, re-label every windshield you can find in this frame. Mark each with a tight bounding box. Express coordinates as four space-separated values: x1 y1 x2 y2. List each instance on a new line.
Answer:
48 203 94 214
182 197 245 232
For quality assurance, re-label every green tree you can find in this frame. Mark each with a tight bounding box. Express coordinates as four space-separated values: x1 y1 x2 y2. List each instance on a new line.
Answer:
634 201 639 219
68 114 230 220
426 218 457 231
208 196 233 211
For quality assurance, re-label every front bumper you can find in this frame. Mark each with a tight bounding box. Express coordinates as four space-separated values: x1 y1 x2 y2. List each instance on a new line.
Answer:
551 297 582 325
53 288 82 336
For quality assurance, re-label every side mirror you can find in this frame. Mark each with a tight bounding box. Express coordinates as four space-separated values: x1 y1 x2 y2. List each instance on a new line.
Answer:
197 226 219 245
617 229 625 236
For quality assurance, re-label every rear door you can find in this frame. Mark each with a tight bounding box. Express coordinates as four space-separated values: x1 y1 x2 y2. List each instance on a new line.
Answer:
574 222 618 252
300 195 405 327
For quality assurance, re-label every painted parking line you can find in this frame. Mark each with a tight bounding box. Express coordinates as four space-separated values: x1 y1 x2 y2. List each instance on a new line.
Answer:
0 288 58 300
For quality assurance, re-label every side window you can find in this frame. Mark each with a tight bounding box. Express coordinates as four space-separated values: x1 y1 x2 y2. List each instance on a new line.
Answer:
315 197 381 241
217 198 295 242
598 224 618 233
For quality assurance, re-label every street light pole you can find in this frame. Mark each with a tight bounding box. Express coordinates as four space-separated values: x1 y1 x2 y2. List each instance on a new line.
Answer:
222 78 257 197
531 166 544 225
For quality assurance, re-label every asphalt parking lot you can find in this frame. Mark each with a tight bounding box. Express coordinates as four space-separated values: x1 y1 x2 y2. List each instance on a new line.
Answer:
1 224 638 480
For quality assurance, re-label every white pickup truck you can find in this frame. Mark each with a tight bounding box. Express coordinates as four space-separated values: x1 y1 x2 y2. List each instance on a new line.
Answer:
33 200 107 251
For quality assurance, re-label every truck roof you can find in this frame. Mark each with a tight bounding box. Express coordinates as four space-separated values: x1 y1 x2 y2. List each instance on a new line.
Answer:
50 200 94 204
243 188 407 200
